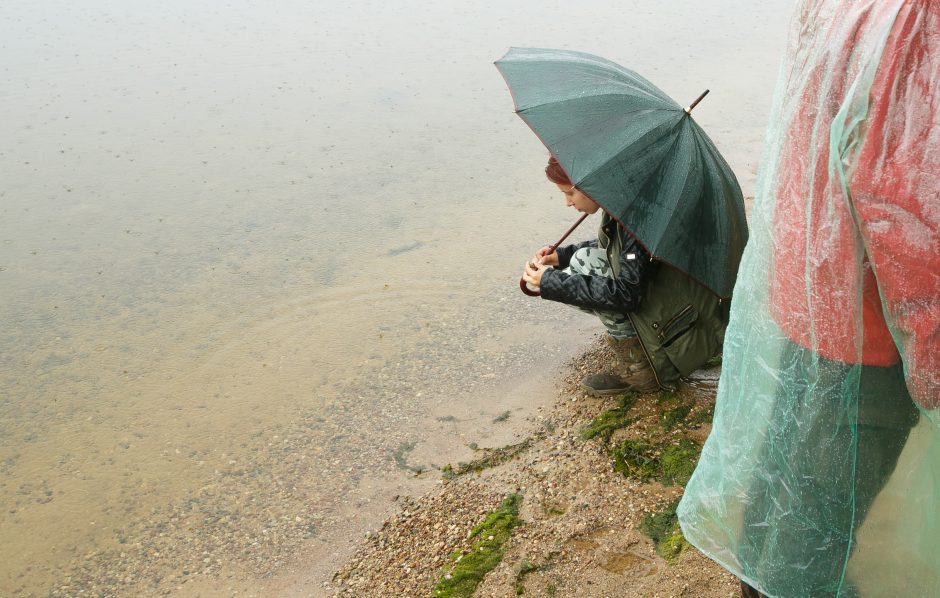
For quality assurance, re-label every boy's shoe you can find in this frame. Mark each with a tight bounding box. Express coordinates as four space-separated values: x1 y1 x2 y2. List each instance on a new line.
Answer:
581 336 659 396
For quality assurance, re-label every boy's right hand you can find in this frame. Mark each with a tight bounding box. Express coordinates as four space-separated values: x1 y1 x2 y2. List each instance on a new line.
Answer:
534 246 559 267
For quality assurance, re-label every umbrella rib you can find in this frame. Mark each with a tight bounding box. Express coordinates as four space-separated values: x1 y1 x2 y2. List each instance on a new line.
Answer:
654 121 696 247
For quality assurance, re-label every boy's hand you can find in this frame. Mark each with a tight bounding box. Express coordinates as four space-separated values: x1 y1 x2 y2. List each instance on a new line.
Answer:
533 246 559 267
523 260 550 288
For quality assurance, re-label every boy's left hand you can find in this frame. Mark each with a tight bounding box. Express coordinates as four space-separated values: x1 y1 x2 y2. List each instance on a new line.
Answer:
523 261 549 288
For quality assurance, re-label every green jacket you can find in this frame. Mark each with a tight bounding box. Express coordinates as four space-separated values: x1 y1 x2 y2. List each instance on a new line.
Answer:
601 215 728 387
628 263 729 389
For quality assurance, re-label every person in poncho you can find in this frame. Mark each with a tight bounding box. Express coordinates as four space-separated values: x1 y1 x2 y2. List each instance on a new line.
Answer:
677 1 939 597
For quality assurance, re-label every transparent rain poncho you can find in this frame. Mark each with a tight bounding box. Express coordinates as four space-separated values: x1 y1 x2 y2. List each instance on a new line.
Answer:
678 1 939 597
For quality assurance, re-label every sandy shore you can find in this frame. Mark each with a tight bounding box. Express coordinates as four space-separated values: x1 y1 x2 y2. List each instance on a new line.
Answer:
330 337 739 597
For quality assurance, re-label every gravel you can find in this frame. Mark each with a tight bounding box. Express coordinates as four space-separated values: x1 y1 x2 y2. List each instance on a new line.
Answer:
330 339 740 597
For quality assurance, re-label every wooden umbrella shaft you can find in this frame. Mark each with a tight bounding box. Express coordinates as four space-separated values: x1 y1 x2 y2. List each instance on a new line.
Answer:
520 212 591 297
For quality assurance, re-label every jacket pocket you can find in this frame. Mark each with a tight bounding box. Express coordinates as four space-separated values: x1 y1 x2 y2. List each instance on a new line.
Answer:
658 304 698 348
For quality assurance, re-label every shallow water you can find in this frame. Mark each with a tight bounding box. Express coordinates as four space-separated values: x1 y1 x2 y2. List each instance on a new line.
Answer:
0 0 794 594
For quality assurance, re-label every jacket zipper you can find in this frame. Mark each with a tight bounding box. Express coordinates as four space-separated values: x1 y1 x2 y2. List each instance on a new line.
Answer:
628 313 662 389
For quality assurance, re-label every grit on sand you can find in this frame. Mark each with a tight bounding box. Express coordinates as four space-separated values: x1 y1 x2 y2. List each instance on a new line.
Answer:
331 336 739 597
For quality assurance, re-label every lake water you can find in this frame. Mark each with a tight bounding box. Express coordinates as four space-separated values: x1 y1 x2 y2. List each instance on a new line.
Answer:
0 0 794 595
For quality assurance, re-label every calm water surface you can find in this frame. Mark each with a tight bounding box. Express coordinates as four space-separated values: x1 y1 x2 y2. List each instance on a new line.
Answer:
0 0 793 594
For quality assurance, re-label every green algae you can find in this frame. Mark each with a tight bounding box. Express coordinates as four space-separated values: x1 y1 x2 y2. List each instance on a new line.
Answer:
513 560 551 595
434 494 523 597
658 528 690 562
579 394 640 442
656 388 679 403
660 438 700 486
542 502 566 517
704 354 723 368
574 372 715 566
611 437 700 486
658 402 694 431
612 438 660 482
580 390 702 486
686 402 715 427
639 498 689 563
393 441 426 475
442 436 540 480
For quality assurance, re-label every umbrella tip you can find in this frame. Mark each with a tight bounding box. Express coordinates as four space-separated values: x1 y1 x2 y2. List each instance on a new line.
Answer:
684 89 710 114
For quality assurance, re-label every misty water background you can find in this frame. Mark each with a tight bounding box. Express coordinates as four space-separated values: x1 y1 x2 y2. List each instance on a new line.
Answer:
0 0 793 594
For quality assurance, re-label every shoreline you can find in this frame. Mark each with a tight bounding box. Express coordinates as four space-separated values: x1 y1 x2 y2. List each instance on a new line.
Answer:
329 337 737 597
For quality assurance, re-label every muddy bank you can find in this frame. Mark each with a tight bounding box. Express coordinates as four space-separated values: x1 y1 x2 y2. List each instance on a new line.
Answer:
330 337 738 597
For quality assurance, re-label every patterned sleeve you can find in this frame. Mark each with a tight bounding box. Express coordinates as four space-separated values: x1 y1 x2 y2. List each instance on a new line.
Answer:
540 236 651 312
555 238 598 270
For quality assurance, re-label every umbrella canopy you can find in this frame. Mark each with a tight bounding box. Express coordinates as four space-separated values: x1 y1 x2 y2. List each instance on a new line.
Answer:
495 47 748 298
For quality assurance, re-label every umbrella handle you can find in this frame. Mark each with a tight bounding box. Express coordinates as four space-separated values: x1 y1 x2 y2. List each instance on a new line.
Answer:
519 212 590 298
520 277 541 297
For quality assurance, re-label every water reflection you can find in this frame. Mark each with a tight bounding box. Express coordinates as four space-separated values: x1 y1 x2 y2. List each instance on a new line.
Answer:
0 0 793 594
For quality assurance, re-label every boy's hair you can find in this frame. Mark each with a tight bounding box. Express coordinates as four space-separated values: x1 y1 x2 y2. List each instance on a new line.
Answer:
545 155 572 185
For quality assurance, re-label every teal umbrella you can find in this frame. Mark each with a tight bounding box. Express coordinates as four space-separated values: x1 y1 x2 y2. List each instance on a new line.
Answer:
496 47 748 298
